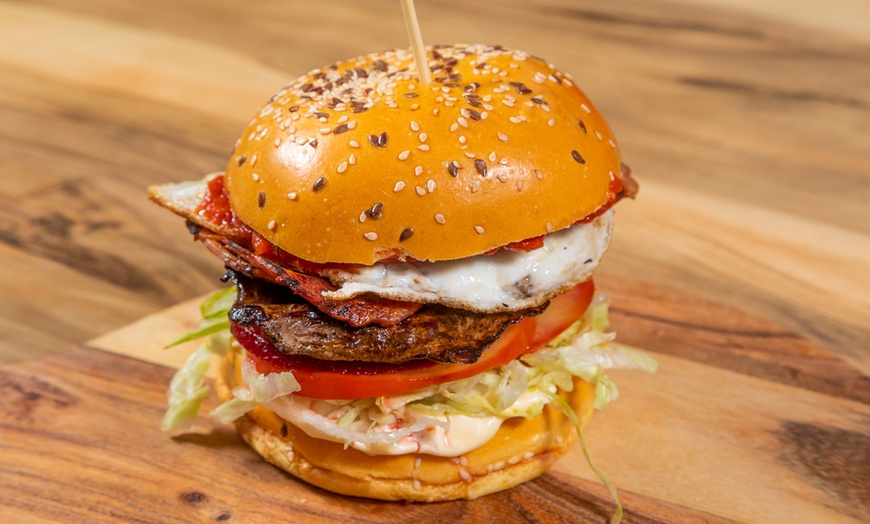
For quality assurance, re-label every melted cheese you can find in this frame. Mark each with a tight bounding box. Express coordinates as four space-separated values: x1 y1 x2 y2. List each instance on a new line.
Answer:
321 210 613 312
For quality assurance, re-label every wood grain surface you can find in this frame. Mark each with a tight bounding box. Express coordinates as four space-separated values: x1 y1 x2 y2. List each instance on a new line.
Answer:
1 0 869 522
1 0 868 371
3 275 867 523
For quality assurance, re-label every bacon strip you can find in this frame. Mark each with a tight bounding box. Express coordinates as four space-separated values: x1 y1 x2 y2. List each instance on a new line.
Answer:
194 226 421 327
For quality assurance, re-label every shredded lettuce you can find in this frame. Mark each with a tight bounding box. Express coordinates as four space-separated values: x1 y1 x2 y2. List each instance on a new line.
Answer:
162 287 653 522
547 390 623 524
162 333 229 431
164 287 235 348
161 288 235 430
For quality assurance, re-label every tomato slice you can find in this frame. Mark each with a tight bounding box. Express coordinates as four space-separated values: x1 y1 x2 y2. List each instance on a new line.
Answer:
528 280 595 350
232 280 595 400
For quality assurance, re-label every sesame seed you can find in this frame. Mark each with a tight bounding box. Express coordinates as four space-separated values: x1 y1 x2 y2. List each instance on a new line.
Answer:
410 104 419 111
250 154 258 167
237 154 247 166
415 166 423 176
416 186 426 196
471 180 481 192
497 133 509 142
489 151 497 162
399 228 414 242
347 121 357 129
349 140 360 148
465 152 476 158
258 191 266 207
252 173 259 182
450 123 459 132
595 130 603 141
581 103 591 113
320 127 331 135
499 158 509 165
417 145 430 151
337 161 348 173
548 118 555 126
458 117 469 128
287 192 298 200
267 220 277 231
546 222 554 232
459 470 472 482
433 108 439 116
337 115 348 124
459 135 466 144
474 159 487 176
534 169 543 179
434 213 446 225
497 174 509 183
427 179 436 192
313 177 327 191
274 138 281 147
398 150 410 160
349 154 356 165
419 132 428 142
393 181 406 192
404 92 418 98
410 120 420 131
517 180 524 191
474 225 485 234
359 212 367 223
509 116 522 124
364 232 378 241
572 150 586 164
577 119 587 133
608 138 616 148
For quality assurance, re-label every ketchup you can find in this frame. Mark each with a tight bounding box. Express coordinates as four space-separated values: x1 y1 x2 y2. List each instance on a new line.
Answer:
195 175 252 239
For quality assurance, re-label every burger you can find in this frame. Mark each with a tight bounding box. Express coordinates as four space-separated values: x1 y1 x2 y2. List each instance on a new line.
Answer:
149 44 651 503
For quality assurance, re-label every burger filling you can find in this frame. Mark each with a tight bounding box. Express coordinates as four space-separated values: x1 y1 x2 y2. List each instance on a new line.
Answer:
154 173 656 458
164 285 657 457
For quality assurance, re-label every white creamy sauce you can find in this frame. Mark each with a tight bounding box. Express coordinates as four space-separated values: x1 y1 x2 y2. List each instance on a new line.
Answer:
263 390 552 457
321 210 613 312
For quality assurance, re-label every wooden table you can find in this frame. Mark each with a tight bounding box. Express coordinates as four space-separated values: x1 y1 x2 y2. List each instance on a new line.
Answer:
1 1 868 522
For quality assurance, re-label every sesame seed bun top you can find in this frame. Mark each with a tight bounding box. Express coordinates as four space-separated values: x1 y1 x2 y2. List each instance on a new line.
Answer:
225 44 623 264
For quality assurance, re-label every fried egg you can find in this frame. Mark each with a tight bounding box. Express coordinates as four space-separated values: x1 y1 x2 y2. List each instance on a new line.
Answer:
150 175 612 312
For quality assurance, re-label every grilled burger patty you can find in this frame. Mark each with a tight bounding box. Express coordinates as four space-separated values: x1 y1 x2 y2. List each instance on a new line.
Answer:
227 270 544 364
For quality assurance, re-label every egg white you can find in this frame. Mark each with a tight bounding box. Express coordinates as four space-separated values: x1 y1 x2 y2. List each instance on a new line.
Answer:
150 175 612 312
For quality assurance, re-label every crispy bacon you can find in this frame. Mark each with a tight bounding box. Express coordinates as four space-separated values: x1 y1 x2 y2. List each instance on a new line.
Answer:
193 226 421 327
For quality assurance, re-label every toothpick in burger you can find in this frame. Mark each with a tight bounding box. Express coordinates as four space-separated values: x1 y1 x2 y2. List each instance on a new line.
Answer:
149 44 654 503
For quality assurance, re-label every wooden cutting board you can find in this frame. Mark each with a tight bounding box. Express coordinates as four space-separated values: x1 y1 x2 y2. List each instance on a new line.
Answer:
1 275 867 523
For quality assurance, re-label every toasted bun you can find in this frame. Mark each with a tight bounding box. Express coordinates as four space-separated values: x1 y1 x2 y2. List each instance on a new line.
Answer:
216 343 595 501
224 44 622 264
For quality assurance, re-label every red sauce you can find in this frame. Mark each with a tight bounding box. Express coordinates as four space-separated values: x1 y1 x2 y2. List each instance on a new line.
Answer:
231 323 436 375
195 175 252 239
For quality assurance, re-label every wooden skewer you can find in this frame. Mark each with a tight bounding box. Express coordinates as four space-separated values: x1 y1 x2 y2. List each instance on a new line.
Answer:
400 0 431 84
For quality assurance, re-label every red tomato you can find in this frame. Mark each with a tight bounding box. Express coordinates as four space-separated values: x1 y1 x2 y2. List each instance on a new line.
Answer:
232 280 595 400
528 280 595 350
